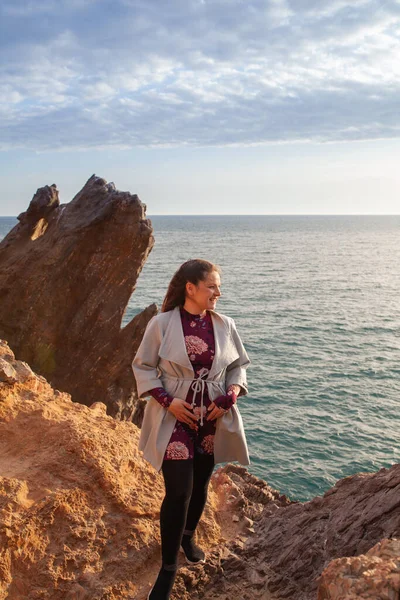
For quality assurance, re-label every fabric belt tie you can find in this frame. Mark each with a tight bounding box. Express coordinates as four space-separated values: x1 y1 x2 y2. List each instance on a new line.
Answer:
163 368 219 426
190 367 209 426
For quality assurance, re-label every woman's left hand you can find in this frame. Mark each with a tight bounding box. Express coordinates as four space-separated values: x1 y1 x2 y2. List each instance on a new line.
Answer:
206 402 226 421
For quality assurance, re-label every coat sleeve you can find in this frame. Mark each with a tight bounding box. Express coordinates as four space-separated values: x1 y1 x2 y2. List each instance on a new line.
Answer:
132 315 164 398
225 319 250 397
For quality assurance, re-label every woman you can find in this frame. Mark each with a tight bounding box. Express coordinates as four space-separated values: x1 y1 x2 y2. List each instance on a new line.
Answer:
132 259 250 600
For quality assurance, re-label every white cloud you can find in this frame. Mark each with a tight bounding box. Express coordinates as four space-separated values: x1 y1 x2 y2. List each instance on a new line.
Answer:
267 0 294 25
1 0 100 16
0 0 399 150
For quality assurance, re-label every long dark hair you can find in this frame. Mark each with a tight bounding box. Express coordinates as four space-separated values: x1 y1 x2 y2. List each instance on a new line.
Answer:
161 259 221 313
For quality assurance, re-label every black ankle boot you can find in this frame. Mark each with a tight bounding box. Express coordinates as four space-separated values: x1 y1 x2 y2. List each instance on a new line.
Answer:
181 533 205 564
148 565 177 600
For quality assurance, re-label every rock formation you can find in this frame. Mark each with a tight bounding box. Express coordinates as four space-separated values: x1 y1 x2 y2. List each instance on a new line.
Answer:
195 460 400 599
318 538 400 599
0 176 156 420
1 340 399 600
0 340 204 600
0 339 285 600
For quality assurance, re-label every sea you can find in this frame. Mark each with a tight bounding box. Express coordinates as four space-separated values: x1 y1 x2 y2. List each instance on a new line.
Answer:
1 214 399 501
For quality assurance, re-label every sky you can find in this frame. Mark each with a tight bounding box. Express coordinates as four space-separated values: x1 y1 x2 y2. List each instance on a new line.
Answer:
1 0 400 215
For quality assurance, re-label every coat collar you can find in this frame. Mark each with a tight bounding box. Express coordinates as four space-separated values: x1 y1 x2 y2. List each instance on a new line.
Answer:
158 307 193 371
158 306 239 377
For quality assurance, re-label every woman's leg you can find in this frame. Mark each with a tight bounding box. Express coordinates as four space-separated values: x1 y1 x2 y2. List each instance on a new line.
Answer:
181 452 215 563
184 452 215 532
160 459 194 565
149 459 193 599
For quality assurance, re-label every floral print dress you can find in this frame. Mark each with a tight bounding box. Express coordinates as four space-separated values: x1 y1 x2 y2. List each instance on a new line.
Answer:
150 307 233 460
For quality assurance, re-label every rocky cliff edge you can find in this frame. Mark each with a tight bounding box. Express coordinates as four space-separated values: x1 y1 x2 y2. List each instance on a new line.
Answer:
0 341 399 600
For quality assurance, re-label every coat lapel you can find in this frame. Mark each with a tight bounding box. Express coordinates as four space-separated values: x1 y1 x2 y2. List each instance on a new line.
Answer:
208 311 240 378
158 306 193 371
158 307 240 377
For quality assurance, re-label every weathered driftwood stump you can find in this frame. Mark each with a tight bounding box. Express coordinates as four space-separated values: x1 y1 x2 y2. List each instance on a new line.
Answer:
0 175 157 420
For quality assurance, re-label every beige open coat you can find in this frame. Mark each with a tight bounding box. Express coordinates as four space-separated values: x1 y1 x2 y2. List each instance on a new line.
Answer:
132 306 251 471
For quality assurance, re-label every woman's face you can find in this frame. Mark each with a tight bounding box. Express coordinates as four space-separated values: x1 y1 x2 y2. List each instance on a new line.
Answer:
185 270 221 313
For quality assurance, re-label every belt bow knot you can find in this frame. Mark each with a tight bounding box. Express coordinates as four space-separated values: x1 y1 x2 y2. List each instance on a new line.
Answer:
190 367 209 426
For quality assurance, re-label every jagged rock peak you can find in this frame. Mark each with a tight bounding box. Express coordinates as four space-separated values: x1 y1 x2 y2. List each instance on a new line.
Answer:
0 176 156 419
17 183 59 224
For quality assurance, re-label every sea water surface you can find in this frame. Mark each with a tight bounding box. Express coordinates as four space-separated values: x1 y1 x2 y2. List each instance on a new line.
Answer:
1 215 399 501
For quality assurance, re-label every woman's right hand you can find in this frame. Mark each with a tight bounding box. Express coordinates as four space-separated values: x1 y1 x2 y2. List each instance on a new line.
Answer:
168 398 198 430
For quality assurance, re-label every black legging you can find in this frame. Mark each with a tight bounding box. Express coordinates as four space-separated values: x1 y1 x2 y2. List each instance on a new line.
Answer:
160 453 215 567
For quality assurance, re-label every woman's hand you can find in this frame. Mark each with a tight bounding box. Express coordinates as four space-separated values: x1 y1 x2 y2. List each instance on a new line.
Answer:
227 384 241 397
206 402 226 421
168 398 199 430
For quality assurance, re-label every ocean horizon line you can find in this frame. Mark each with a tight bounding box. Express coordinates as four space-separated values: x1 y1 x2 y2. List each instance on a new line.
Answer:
1 213 400 219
